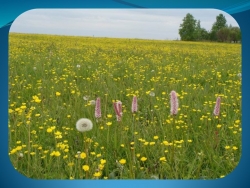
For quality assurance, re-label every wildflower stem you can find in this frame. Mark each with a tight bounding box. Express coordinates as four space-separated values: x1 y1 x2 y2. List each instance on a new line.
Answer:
106 125 110 176
171 115 176 171
27 123 31 177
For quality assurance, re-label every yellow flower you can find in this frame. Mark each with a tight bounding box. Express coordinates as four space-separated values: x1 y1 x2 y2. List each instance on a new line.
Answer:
235 120 240 124
96 153 102 158
153 136 159 140
82 165 90 171
97 164 104 170
56 92 61 96
9 109 14 113
47 128 53 133
100 159 106 164
149 142 155 146
107 114 112 118
106 122 112 126
159 157 167 162
140 157 147 162
64 149 69 152
9 148 17 155
232 146 238 150
50 151 60 157
93 172 102 178
225 146 230 150
80 152 86 159
217 124 222 128
68 162 74 167
16 146 22 150
54 151 61 157
119 159 126 165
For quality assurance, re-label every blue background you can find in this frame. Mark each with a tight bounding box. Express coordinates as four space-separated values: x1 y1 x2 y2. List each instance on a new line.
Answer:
1 0 249 187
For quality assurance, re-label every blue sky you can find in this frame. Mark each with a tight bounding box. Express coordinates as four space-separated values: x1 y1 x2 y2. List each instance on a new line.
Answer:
10 9 239 40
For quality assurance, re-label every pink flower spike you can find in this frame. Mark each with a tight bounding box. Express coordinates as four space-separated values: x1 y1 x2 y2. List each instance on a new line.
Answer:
95 97 101 118
113 101 122 121
213 97 221 116
170 90 179 115
131 96 138 113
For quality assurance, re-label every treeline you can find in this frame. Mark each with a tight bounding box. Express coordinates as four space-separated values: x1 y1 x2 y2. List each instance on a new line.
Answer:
178 13 241 43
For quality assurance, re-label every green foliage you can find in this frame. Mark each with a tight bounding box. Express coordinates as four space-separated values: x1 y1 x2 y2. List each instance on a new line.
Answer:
179 13 197 41
212 14 227 33
179 13 240 43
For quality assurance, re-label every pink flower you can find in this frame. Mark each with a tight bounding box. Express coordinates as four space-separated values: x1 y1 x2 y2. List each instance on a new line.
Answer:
95 97 101 118
113 101 122 121
213 97 221 116
170 90 178 115
131 96 138 113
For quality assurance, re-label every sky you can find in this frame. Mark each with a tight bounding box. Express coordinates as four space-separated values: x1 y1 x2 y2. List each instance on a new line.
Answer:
10 9 239 40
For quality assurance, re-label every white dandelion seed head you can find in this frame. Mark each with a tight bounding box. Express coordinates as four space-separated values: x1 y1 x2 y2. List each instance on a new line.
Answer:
83 95 90 101
76 64 81 68
33 67 37 70
89 100 96 105
19 152 24 158
149 91 155 97
237 73 242 78
76 118 93 132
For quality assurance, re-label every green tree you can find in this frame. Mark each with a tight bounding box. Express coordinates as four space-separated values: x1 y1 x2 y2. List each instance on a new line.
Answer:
229 27 241 42
217 27 230 42
200 28 209 40
195 20 202 40
211 14 227 41
179 13 197 41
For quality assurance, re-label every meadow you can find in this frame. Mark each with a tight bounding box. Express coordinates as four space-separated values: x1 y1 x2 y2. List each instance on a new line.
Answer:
8 33 241 179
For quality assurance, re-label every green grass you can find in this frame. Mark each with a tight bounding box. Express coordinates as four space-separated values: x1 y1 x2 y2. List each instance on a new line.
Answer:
8 33 241 179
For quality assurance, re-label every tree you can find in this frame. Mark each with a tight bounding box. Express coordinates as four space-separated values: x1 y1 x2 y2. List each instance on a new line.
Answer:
200 28 209 40
195 20 202 40
211 14 227 41
229 27 241 42
217 27 230 42
212 14 227 32
179 13 197 41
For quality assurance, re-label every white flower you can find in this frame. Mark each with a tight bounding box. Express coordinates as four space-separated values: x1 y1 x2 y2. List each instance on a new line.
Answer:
89 100 96 105
33 67 37 70
76 65 81 68
237 73 242 78
83 95 90 101
149 91 155 97
76 118 93 132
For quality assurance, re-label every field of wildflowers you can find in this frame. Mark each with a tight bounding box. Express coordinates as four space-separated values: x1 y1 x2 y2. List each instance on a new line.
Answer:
8 33 242 179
